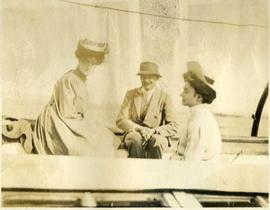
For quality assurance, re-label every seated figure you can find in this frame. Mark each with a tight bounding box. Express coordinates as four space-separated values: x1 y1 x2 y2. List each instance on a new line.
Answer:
116 61 178 159
171 61 222 161
32 39 115 157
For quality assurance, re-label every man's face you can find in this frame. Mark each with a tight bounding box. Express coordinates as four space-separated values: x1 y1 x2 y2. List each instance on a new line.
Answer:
140 75 158 91
180 82 200 107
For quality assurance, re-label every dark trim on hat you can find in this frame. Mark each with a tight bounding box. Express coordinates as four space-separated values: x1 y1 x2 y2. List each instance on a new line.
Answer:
75 39 109 61
136 72 162 77
205 75 215 85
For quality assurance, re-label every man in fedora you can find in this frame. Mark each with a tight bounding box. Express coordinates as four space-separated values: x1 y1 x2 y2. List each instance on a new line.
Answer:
116 61 178 159
171 61 222 161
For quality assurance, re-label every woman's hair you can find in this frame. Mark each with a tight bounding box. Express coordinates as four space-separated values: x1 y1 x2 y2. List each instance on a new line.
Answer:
183 71 216 104
75 49 105 65
75 39 109 65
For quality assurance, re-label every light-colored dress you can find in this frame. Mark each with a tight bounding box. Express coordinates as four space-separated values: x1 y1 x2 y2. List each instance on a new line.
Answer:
33 69 115 157
176 104 222 161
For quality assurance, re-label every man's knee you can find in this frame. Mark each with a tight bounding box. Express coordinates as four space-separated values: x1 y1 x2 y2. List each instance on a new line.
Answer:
124 132 145 158
148 134 168 151
124 132 143 147
146 135 163 159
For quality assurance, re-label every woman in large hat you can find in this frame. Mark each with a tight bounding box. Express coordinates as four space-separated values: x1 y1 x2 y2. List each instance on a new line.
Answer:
33 39 115 156
171 61 222 161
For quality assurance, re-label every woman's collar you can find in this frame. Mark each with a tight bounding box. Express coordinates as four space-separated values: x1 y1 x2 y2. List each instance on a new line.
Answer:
74 68 87 82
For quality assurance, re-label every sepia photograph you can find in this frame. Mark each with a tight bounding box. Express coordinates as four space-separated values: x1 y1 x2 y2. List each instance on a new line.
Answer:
1 0 269 208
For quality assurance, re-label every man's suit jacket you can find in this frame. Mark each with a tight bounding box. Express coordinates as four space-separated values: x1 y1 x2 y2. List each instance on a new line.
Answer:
116 87 178 138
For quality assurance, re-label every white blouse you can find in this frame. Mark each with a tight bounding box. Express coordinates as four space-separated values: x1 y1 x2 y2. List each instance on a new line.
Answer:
176 104 222 161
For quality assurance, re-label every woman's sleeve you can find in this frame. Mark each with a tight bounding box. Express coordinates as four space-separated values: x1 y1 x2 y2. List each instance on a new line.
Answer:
54 75 84 119
183 122 206 161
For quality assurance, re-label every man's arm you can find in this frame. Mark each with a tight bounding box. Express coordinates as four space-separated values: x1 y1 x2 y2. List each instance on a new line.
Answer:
116 91 139 132
155 93 178 137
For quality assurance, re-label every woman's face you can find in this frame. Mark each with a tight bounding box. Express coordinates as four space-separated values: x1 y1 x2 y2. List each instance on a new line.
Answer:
78 57 97 76
180 82 200 107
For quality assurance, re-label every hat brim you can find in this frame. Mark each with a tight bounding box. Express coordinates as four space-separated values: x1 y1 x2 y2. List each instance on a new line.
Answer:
137 72 162 77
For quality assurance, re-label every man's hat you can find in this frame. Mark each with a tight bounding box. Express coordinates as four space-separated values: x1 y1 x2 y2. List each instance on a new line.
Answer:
137 61 162 77
75 39 109 59
183 61 216 104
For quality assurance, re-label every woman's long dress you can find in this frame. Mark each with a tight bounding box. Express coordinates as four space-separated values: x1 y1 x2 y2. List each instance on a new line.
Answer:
33 69 115 157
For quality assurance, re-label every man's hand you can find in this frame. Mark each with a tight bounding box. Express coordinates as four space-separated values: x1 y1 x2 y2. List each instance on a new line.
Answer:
134 126 155 150
143 128 155 141
135 126 155 141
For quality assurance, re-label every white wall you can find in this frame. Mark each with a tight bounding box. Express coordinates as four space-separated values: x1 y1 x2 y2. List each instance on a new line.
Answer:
1 0 268 119
139 0 268 116
2 0 141 118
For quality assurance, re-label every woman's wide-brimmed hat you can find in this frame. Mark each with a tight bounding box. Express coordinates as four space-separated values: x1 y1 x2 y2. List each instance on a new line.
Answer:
183 61 216 104
137 61 162 78
75 39 109 59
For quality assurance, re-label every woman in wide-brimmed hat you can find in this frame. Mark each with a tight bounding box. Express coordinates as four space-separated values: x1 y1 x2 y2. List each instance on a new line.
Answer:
171 61 222 161
33 39 115 156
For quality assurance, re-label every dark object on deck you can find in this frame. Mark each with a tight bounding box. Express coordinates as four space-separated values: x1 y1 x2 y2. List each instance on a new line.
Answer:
2 118 33 153
251 83 268 136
